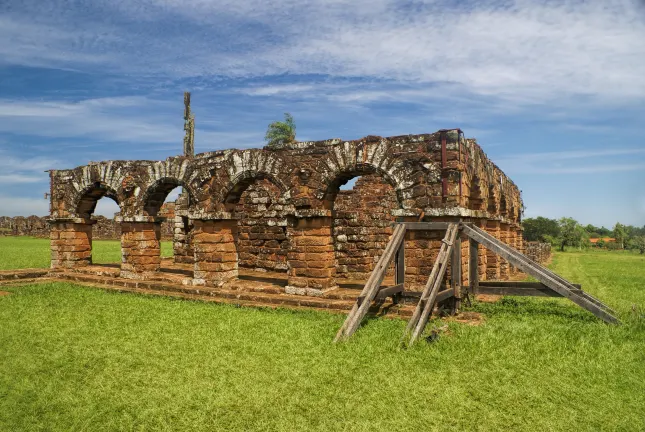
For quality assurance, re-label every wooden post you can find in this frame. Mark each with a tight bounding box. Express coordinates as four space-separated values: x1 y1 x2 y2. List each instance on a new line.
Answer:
469 238 479 295
451 233 462 314
395 239 405 285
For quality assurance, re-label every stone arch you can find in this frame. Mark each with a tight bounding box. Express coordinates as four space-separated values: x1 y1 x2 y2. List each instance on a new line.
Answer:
317 143 425 211
142 177 196 217
74 182 121 219
71 162 127 218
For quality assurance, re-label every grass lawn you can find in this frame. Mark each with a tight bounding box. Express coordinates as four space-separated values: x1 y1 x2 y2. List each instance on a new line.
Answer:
0 239 644 431
0 236 173 270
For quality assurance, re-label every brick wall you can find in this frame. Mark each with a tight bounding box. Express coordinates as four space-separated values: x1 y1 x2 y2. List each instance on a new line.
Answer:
332 175 398 280
0 206 175 240
235 179 290 272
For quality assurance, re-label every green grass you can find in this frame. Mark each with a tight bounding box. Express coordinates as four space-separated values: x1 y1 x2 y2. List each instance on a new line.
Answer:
0 236 173 270
0 240 644 431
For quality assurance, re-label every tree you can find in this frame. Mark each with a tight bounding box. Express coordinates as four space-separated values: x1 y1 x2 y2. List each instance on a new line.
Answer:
265 113 296 149
633 236 645 254
557 217 587 252
522 217 560 242
613 222 627 249
596 238 605 248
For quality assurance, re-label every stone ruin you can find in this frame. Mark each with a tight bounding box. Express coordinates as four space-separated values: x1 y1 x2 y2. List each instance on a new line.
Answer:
47 129 524 295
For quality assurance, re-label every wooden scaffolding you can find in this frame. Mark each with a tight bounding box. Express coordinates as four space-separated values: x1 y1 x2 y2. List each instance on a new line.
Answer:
334 222 620 345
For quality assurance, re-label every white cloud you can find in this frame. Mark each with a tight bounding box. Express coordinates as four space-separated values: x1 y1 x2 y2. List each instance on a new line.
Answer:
1 0 644 107
0 196 49 217
494 147 645 174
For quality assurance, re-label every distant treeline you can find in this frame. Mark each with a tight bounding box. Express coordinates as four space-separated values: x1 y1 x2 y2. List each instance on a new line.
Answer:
522 216 645 253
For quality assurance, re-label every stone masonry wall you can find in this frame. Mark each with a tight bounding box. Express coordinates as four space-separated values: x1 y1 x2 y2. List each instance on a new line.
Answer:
235 179 290 272
333 175 398 280
525 241 552 265
0 207 175 240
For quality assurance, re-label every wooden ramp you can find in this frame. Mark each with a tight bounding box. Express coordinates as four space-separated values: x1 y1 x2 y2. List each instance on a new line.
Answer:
460 223 620 324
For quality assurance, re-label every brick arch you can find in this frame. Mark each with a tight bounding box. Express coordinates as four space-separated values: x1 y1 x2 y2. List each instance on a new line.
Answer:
141 177 196 217
74 182 121 219
218 150 291 206
71 163 127 218
316 141 420 209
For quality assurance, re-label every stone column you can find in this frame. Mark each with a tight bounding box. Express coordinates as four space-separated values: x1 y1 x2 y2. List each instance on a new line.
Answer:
192 218 238 286
485 220 500 280
49 218 94 269
173 215 195 264
286 214 337 296
119 218 163 279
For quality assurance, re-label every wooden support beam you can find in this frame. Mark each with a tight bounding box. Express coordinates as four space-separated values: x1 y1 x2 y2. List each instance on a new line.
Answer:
335 224 407 342
395 239 405 286
469 239 479 295
396 222 453 231
403 223 459 347
460 223 620 324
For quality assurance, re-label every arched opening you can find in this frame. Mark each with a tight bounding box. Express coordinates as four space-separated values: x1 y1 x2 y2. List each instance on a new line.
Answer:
142 179 193 278
229 176 290 275
74 183 122 267
326 172 401 283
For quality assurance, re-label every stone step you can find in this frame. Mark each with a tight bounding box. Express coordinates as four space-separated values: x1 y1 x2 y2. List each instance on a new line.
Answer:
0 268 49 281
49 271 415 318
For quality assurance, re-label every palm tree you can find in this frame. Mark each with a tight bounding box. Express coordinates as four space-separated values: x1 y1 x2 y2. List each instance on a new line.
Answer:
265 113 296 149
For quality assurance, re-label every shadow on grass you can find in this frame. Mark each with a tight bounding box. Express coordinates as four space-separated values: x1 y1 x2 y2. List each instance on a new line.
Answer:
467 296 603 324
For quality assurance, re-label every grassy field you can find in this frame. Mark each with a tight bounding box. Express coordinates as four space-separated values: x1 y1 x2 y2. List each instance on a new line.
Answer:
0 238 644 431
0 236 173 270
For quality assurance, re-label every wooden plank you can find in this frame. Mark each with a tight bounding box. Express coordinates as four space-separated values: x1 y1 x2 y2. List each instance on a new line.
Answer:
395 239 405 285
375 283 405 300
475 286 562 297
469 239 479 295
335 224 407 342
467 224 613 313
398 222 453 231
461 224 620 324
407 224 459 346
479 281 582 289
436 288 454 303
402 224 457 343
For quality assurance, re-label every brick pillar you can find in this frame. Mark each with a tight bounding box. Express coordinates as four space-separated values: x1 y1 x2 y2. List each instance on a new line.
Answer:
49 219 94 269
173 215 194 264
192 219 238 286
485 220 500 280
120 220 162 279
499 223 511 280
286 215 337 296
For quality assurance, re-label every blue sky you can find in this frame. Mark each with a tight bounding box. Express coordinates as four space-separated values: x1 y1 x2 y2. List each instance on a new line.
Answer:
0 0 644 228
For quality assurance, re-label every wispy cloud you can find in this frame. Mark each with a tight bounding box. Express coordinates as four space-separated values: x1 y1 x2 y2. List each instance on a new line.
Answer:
1 0 644 107
494 148 645 175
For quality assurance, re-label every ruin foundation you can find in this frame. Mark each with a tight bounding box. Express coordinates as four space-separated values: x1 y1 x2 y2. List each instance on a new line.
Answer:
47 129 524 294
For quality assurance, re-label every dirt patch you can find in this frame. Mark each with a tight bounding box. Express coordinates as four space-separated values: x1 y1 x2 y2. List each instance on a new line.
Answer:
0 290 11 296
451 311 485 326
476 294 502 303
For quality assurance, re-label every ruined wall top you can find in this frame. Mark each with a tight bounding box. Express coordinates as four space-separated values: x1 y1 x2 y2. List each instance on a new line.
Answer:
48 129 523 226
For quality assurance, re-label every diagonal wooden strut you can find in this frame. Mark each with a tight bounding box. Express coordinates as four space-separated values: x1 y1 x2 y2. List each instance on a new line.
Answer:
402 223 459 347
465 224 616 314
334 224 407 342
460 223 620 324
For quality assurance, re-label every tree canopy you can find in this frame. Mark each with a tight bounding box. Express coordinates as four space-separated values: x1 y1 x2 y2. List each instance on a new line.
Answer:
265 113 296 149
